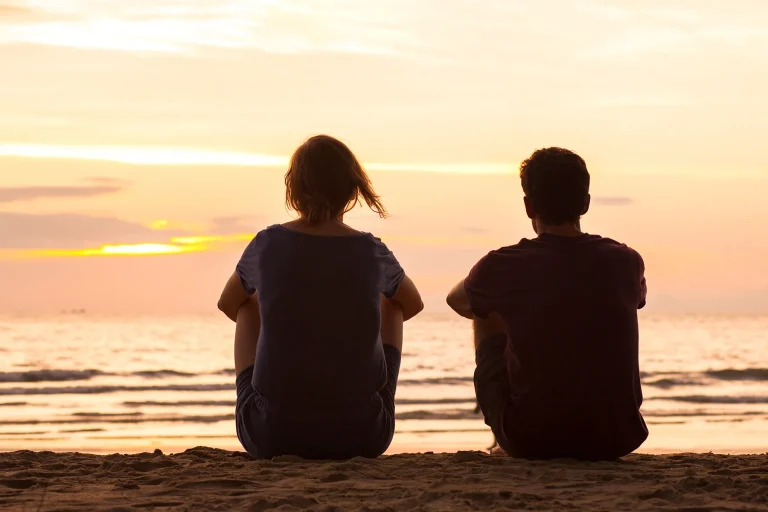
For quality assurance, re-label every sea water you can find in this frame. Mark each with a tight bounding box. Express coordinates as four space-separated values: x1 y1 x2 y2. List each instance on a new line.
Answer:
1 313 766 454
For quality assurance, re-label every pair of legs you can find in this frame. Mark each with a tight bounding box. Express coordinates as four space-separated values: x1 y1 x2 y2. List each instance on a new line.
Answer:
472 313 511 455
234 294 404 380
233 296 404 458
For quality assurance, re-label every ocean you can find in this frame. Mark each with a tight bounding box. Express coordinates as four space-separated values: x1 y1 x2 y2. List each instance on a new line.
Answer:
1 313 766 455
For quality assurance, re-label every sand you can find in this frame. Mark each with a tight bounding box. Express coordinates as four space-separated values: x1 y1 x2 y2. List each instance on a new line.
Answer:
1 448 766 511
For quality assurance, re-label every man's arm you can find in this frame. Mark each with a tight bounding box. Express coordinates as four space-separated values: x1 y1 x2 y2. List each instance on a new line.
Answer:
473 312 506 349
217 272 252 322
446 279 473 319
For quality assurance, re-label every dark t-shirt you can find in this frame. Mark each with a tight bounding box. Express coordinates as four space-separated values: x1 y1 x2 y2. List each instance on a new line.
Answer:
236 225 404 406
465 233 648 458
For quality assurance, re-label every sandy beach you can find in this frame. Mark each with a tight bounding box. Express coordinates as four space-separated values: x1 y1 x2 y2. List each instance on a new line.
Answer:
1 448 765 511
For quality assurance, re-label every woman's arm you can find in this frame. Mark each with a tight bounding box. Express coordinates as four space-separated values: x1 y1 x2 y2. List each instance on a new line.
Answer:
390 274 423 321
217 272 251 322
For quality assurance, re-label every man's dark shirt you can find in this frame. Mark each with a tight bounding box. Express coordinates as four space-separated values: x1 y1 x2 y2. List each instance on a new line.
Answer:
465 233 648 459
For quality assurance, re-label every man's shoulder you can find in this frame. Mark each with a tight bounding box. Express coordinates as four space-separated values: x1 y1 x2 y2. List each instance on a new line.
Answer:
591 235 643 258
482 238 534 259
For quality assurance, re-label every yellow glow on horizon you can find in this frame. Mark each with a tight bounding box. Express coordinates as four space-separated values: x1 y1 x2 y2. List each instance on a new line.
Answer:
150 220 169 230
0 243 201 260
98 243 188 255
0 234 256 261
0 143 512 175
171 234 253 245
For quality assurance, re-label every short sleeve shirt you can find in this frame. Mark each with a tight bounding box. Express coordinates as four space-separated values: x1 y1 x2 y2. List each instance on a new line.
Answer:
235 225 405 403
465 233 648 454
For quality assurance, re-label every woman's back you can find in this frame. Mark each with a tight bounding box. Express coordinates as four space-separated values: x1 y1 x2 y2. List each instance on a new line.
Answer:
237 224 404 405
218 135 423 459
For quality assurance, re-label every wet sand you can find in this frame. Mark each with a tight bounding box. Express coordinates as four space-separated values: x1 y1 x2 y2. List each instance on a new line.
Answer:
1 447 766 511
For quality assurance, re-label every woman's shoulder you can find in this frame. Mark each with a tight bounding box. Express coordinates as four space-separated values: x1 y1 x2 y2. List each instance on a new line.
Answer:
267 221 380 241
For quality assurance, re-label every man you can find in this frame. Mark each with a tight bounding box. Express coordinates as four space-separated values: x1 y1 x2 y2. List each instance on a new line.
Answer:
447 147 648 460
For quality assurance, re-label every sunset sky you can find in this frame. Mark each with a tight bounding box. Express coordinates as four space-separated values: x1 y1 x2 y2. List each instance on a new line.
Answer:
1 0 767 314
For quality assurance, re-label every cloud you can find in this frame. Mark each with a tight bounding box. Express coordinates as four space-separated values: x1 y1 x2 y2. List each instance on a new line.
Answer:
0 211 254 259
0 182 125 203
0 143 511 174
209 215 262 234
0 212 174 249
84 176 127 185
0 3 32 18
593 196 633 206
0 1 418 55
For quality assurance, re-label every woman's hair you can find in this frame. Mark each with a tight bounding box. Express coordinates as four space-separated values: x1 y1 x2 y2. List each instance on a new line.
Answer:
285 135 387 223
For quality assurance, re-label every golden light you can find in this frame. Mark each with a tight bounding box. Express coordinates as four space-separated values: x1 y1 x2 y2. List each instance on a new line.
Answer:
97 243 190 255
0 243 201 260
0 234 255 261
170 234 253 245
149 220 169 230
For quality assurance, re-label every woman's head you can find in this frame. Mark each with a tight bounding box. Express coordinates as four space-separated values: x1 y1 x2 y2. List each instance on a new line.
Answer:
285 135 386 223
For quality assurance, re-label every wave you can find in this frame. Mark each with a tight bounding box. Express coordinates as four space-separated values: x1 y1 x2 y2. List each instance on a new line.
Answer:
1 366 765 390
0 413 234 426
0 370 477 386
120 398 478 409
131 370 197 379
0 401 27 407
704 368 768 381
642 368 768 389
0 369 107 383
0 383 233 396
641 410 764 417
398 377 474 386
123 400 236 408
396 409 477 421
643 377 704 389
0 368 229 384
646 395 768 404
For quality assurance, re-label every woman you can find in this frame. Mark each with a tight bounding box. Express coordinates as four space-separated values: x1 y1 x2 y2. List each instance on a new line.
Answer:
218 135 423 459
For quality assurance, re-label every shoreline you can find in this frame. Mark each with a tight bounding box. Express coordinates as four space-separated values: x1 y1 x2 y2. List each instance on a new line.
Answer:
1 448 766 511
1 444 766 457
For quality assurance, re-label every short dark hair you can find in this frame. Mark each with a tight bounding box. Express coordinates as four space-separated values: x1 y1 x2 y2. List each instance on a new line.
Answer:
519 147 590 225
285 135 386 223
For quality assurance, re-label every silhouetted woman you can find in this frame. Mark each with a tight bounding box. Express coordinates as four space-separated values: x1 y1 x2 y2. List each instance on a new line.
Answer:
218 135 423 459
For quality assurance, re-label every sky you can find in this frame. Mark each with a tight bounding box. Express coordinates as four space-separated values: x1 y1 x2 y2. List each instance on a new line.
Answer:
1 0 767 314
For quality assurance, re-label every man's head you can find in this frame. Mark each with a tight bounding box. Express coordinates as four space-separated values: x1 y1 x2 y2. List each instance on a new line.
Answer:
519 147 591 229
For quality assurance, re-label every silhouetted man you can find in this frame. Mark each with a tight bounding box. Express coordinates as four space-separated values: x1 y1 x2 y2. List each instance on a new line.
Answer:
447 147 648 460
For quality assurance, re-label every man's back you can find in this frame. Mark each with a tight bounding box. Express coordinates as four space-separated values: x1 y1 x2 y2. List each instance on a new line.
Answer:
465 233 648 459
